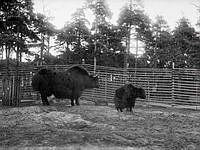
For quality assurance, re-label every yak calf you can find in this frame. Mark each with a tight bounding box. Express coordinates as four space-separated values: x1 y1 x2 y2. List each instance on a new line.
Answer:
113 84 146 112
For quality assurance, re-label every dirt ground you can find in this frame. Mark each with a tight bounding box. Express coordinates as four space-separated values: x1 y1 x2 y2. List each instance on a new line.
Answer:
0 100 200 150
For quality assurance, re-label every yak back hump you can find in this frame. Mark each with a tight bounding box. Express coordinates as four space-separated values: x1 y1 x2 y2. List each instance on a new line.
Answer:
67 65 89 76
66 65 97 89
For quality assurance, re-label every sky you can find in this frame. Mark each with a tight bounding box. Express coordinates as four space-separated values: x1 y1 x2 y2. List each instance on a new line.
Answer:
31 0 200 56
33 0 200 30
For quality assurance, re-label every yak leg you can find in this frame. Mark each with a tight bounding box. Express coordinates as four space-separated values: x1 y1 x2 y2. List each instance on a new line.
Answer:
75 90 82 106
70 99 75 106
127 100 136 115
117 107 123 112
126 98 132 112
129 107 133 112
119 108 123 112
41 93 49 105
75 97 80 105
126 106 132 112
130 99 136 112
70 98 79 106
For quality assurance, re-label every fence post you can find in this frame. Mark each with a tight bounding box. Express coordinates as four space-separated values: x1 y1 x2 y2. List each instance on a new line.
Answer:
2 75 19 106
2 76 10 106
196 81 198 110
105 74 107 102
171 66 175 107
13 75 21 106
145 72 150 102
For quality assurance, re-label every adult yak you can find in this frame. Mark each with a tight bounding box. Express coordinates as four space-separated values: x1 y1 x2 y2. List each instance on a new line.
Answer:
32 65 99 106
113 84 146 112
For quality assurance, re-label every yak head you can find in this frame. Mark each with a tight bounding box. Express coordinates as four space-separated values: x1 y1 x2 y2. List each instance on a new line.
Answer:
88 74 99 88
38 68 55 83
128 84 146 99
32 68 55 92
137 87 146 99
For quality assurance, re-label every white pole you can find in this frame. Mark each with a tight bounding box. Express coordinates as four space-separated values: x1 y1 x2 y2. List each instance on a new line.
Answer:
134 34 138 85
94 1 97 74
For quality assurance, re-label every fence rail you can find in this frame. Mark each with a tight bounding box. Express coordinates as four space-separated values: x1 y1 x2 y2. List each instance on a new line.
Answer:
0 64 200 107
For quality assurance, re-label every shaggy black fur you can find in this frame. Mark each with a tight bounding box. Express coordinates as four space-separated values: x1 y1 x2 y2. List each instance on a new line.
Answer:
32 66 99 106
113 84 146 112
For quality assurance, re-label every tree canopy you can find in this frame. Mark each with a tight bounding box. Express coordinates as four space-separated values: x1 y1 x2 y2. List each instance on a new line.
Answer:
1 0 200 69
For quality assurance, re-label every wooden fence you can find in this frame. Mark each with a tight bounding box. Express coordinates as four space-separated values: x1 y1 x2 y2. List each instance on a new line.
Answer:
0 64 200 107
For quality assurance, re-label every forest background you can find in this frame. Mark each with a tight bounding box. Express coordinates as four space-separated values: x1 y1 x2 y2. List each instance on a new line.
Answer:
1 0 200 69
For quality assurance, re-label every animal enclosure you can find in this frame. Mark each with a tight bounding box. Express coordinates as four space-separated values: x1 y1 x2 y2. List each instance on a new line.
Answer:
0 64 200 107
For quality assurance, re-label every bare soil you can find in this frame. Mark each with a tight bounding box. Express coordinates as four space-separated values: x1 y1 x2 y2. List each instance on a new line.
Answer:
0 101 200 150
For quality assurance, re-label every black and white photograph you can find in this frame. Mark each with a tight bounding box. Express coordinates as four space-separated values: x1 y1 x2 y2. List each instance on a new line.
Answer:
0 0 200 149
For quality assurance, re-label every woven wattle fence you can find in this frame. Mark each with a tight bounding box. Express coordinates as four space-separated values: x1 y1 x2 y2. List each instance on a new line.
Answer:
0 64 200 107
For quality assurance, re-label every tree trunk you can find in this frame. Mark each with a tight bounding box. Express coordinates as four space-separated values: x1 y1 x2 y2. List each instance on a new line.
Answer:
2 45 13 106
0 46 3 59
47 36 50 53
40 34 45 65
2 76 10 106
2 35 21 106
13 44 20 106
